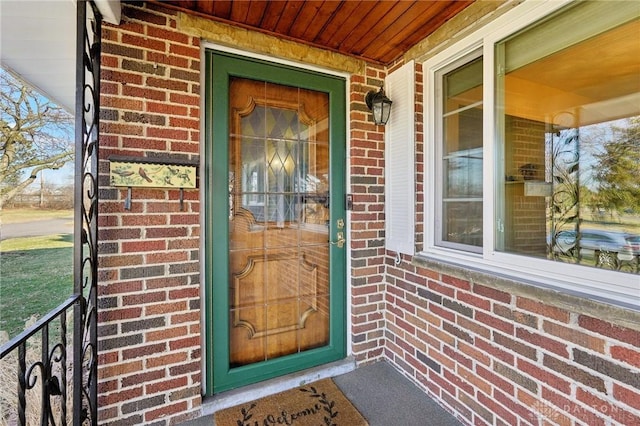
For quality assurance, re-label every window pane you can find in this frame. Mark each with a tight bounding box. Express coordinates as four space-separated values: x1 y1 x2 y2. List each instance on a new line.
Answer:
439 56 483 251
496 5 640 274
444 147 483 198
443 201 483 248
444 57 483 113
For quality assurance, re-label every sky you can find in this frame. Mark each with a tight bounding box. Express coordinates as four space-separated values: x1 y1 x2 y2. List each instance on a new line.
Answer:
40 164 74 188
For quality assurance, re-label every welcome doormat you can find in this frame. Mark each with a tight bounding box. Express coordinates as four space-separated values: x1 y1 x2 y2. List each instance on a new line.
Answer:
214 378 368 426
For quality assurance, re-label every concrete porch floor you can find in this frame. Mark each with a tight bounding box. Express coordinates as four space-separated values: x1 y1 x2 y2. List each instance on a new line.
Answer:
178 361 462 426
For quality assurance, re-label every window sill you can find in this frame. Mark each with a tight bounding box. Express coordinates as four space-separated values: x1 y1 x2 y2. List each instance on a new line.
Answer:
411 251 640 330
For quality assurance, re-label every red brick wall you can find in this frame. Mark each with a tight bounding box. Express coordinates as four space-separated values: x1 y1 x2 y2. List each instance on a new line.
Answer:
504 115 547 256
384 259 640 425
384 56 640 426
97 3 383 424
98 3 202 424
380 54 640 426
96 4 640 426
348 65 387 363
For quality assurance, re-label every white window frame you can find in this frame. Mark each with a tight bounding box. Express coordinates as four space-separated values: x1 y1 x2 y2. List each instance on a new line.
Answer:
422 0 640 310
434 50 483 254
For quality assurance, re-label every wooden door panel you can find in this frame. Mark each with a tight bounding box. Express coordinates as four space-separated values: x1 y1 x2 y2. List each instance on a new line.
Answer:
207 52 346 393
228 77 330 367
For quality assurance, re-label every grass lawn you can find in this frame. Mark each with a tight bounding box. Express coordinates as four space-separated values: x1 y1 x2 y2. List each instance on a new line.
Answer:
0 234 74 338
1 208 73 224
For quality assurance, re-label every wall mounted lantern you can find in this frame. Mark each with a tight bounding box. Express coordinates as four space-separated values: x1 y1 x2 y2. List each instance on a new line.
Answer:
365 86 393 125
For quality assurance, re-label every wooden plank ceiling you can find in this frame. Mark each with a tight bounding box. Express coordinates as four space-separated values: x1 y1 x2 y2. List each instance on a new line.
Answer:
155 0 473 64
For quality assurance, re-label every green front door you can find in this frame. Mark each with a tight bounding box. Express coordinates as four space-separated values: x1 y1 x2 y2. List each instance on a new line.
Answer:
204 51 347 394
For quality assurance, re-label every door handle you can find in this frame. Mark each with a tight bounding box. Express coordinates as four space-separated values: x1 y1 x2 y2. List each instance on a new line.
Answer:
331 231 345 248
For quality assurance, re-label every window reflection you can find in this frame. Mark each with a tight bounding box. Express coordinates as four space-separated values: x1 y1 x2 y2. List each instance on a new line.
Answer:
497 4 639 273
439 55 483 250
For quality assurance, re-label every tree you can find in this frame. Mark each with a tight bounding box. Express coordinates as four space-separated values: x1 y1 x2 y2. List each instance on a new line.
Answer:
594 117 640 214
0 69 74 208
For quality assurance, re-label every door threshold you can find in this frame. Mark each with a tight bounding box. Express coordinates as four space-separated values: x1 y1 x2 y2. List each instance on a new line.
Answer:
202 357 356 416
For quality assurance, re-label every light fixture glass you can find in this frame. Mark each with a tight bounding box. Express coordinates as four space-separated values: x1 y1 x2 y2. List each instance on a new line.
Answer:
365 86 393 125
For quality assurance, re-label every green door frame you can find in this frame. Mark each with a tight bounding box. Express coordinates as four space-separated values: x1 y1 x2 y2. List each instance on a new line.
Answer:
204 51 347 394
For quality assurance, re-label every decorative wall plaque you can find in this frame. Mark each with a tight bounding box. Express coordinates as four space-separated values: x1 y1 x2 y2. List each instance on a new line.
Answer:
108 155 199 210
109 157 197 189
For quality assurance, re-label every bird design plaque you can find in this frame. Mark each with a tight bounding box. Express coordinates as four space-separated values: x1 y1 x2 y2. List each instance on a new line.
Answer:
109 159 197 189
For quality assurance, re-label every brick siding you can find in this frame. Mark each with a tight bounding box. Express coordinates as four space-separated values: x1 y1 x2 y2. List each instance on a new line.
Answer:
504 116 547 256
384 4 640 425
97 3 381 424
384 257 640 425
349 65 388 363
96 2 640 426
98 3 201 425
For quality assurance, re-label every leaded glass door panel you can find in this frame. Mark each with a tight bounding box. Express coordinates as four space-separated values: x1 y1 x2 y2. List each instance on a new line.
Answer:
206 51 346 394
228 77 331 366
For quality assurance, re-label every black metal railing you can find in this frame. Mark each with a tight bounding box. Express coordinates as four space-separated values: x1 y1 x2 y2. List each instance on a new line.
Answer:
73 0 101 423
0 297 80 425
0 1 101 425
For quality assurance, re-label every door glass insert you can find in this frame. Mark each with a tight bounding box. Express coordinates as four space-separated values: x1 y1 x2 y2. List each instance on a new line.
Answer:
228 77 330 367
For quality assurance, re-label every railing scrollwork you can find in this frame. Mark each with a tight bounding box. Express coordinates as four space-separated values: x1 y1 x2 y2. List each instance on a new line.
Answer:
0 1 101 425
74 0 101 424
